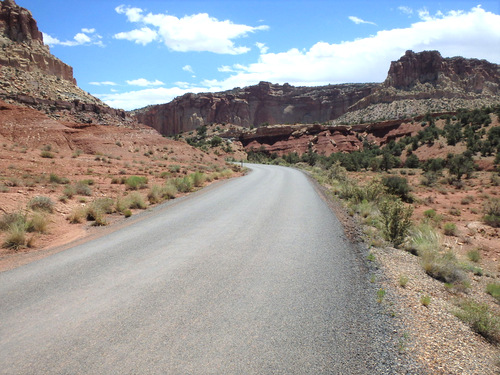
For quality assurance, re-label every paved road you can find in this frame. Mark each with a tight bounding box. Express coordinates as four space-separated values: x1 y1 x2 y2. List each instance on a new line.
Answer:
0 164 402 374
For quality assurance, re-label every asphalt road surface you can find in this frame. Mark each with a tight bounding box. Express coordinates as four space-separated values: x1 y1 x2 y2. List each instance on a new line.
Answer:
0 164 405 374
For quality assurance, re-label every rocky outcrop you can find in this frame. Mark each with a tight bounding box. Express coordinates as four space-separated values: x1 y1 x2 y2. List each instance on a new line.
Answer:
0 0 140 127
134 82 377 136
136 50 499 135
0 0 75 83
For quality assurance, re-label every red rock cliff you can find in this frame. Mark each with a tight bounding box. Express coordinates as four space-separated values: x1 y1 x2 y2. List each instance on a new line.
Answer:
0 0 75 83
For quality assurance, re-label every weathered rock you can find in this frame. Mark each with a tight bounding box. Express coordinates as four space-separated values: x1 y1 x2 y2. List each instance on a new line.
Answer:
133 82 377 136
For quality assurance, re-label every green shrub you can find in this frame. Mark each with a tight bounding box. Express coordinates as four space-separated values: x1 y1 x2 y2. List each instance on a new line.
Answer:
28 196 54 213
423 209 436 219
125 192 147 209
40 150 55 158
486 283 500 302
173 176 193 193
63 185 76 199
454 299 500 343
408 223 441 256
399 275 409 288
49 173 69 184
421 250 468 286
420 295 431 307
467 249 481 263
443 222 458 236
67 207 86 224
191 172 206 187
123 209 132 218
379 198 413 247
483 198 500 227
382 175 412 202
75 181 92 196
169 165 181 173
125 175 148 190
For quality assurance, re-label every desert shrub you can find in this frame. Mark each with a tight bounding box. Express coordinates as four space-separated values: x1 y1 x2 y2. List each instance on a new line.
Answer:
49 173 69 184
173 176 193 193
421 250 468 286
67 207 86 224
3 221 27 250
382 175 412 202
0 212 26 231
420 295 431 307
447 153 475 181
379 198 413 247
75 181 92 196
125 176 148 190
486 283 500 302
124 192 147 210
169 165 181 173
28 196 54 213
399 275 409 288
461 195 474 205
63 185 77 199
85 198 114 225
454 299 500 343
407 223 441 256
443 222 458 236
483 198 500 227
423 209 436 219
27 212 48 233
420 171 440 187
191 172 206 187
147 184 176 204
467 249 481 263
40 150 55 158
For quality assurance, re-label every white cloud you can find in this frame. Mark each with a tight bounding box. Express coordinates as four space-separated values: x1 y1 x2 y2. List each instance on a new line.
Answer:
348 16 377 26
255 42 269 53
398 6 413 15
114 27 158 45
206 6 500 90
113 6 268 54
89 81 118 86
95 86 208 110
126 78 165 87
182 65 194 74
43 28 104 47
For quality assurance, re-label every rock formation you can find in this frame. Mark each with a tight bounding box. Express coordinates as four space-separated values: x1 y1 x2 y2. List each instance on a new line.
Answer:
134 82 377 136
0 0 133 127
135 50 500 136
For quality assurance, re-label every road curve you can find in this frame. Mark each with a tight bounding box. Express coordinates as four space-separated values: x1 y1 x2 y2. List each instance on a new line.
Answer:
0 164 403 374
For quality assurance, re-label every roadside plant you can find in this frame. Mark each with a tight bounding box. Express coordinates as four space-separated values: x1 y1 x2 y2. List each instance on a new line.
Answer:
125 175 148 190
377 288 386 303
28 196 54 213
379 198 413 247
399 275 409 288
486 283 500 302
454 299 500 343
420 295 431 307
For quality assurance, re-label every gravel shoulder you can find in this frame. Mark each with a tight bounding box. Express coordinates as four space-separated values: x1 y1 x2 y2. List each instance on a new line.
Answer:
308 173 500 374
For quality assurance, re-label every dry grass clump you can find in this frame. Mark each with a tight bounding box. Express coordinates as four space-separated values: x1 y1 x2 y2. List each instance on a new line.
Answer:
454 299 500 343
27 196 54 213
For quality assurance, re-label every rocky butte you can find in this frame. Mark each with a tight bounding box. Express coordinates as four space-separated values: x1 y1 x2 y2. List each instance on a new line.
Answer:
134 50 500 140
0 0 131 126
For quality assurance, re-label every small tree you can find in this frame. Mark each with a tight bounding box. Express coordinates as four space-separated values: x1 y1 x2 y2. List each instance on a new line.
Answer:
448 153 475 181
379 198 413 247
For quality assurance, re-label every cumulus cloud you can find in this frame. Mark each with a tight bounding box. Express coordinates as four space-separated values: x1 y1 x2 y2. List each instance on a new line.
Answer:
44 28 104 47
94 86 208 110
348 16 377 25
113 6 268 54
205 6 500 90
126 78 165 87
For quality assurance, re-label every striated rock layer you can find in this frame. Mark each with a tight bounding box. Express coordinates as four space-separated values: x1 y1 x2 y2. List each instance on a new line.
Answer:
135 50 500 136
134 82 377 136
0 0 133 127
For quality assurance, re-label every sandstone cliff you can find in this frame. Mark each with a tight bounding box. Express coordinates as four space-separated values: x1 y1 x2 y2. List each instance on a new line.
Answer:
135 50 500 135
134 82 377 136
0 0 133 127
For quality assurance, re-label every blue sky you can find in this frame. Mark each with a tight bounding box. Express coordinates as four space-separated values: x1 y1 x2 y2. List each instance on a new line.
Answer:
15 0 500 111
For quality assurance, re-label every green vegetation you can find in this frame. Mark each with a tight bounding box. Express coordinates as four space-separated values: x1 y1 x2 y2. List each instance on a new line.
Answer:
27 196 54 213
454 299 500 343
125 175 148 190
486 283 500 302
483 198 500 227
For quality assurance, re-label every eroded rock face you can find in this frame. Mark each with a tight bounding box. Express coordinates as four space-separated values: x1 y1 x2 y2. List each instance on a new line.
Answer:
136 50 499 136
134 82 377 136
0 0 75 83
